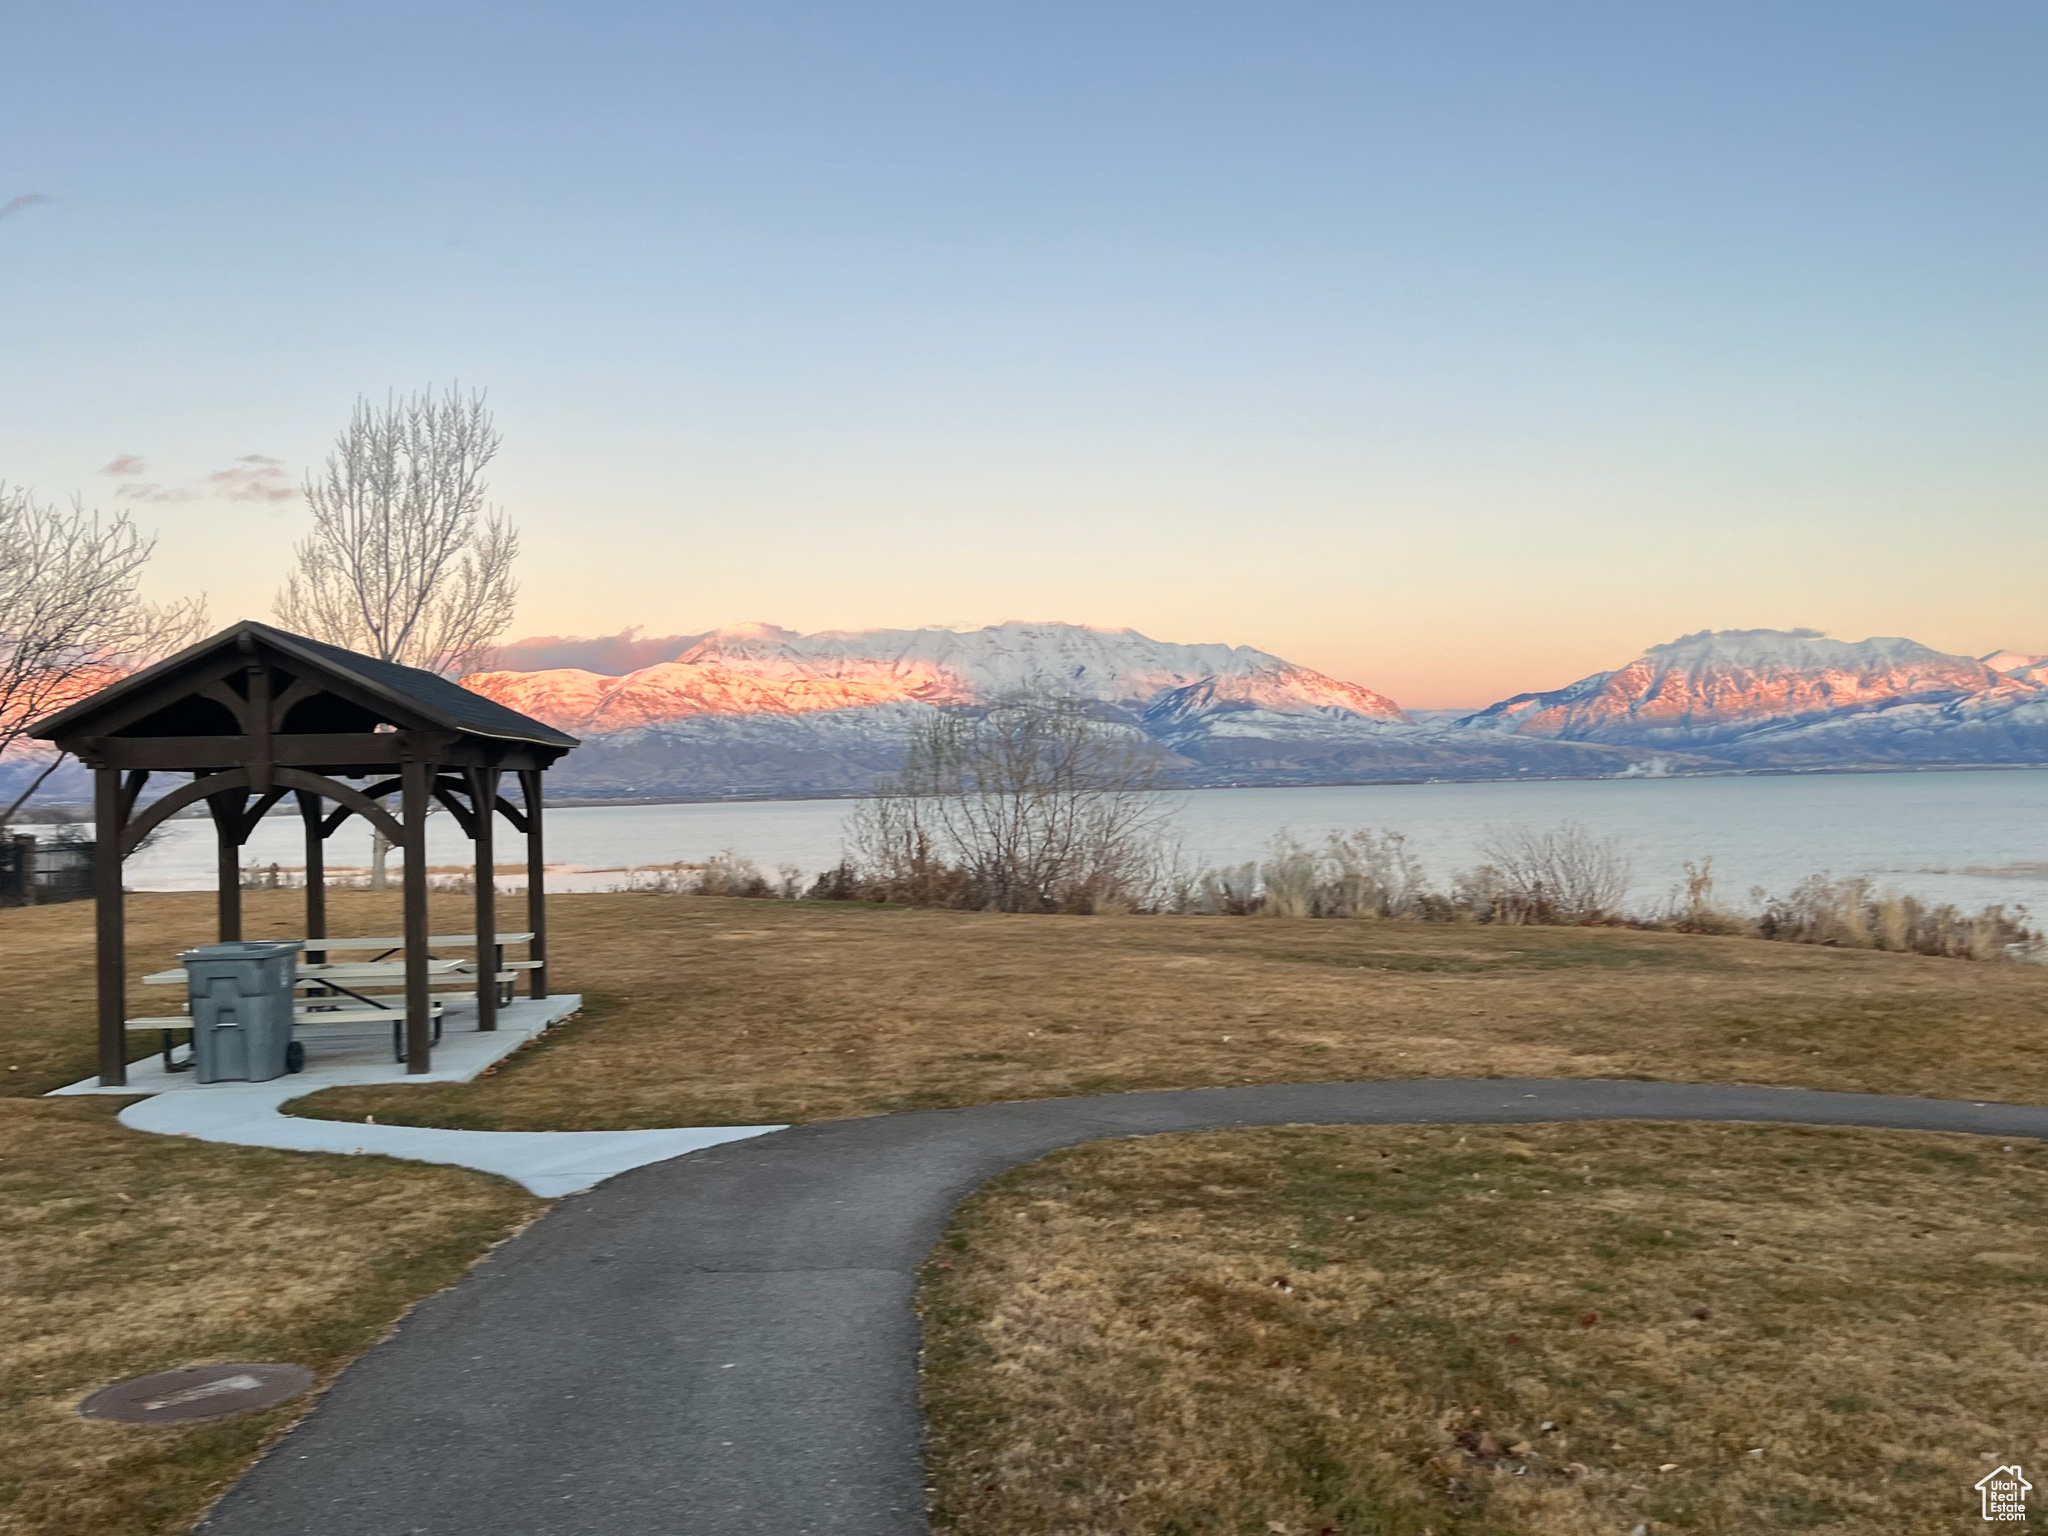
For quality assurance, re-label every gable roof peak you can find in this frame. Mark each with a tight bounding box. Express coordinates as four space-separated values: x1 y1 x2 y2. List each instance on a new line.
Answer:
30 620 580 751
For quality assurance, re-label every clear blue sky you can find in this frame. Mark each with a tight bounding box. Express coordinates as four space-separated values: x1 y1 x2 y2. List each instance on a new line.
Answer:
4 1 2043 704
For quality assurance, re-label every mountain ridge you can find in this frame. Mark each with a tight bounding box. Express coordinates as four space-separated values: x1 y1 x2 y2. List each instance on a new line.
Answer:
460 621 2048 799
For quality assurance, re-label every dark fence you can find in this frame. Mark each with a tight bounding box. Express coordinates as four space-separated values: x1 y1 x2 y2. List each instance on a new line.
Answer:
0 836 95 907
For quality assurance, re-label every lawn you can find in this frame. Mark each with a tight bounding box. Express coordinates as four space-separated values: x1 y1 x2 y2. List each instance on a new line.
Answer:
0 892 542 1536
0 1097 537 1536
4 889 2046 1534
920 1122 2048 1535
293 889 2048 1129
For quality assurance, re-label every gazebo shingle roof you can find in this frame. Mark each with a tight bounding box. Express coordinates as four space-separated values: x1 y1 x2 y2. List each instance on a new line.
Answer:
32 620 579 749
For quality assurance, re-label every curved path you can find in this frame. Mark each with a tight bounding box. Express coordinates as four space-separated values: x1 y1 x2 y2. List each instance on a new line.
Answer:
197 1078 2048 1536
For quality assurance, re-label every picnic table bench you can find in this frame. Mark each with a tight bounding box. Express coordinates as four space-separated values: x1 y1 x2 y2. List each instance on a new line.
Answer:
129 932 539 1069
128 1001 450 1069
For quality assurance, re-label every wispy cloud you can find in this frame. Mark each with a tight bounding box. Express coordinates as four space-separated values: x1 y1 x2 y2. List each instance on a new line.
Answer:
206 454 296 504
106 452 298 507
115 482 195 504
0 193 52 222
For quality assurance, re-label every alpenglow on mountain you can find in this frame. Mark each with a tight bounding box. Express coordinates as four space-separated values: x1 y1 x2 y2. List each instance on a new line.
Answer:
459 622 2048 800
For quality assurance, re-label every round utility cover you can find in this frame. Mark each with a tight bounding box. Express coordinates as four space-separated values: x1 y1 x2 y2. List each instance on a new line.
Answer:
78 1363 313 1424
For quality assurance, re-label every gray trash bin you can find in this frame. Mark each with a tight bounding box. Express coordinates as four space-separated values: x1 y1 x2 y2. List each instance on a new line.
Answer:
180 941 304 1083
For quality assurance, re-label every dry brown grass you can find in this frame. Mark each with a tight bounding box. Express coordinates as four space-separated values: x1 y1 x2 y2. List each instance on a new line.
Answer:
920 1123 2048 1535
8 890 2044 1122
0 1096 537 1536
2 891 2045 1532
282 891 2048 1129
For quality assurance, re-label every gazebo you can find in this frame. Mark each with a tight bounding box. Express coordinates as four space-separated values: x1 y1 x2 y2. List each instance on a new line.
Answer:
31 621 580 1086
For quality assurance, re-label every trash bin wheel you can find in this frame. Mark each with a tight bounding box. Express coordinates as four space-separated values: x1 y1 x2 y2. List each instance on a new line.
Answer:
285 1041 306 1074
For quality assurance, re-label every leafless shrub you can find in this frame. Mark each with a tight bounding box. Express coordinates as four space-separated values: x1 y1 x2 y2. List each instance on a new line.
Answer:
1755 874 2036 961
1463 821 1633 924
1172 861 1259 916
1171 831 1434 918
1659 857 1753 936
845 692 1181 913
808 802 2040 964
623 851 779 898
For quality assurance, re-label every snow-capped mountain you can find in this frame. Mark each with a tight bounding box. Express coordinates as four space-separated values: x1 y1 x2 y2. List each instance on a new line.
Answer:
5 621 2041 808
466 621 1403 735
1460 629 2010 743
1454 628 2048 770
462 621 1462 797
453 622 2048 799
1985 650 2048 688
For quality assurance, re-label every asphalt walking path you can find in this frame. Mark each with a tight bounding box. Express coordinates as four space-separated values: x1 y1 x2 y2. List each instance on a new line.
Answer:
196 1078 2048 1536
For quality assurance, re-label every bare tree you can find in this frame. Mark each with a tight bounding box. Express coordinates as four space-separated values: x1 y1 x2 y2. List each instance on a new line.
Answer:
276 385 518 676
0 485 208 827
276 385 520 885
848 691 1179 913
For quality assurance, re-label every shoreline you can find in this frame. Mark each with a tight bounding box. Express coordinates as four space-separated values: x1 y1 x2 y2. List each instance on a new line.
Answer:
538 758 2048 811
89 757 2048 826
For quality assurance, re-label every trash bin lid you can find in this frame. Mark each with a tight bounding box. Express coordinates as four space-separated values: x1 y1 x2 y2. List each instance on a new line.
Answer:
177 940 305 962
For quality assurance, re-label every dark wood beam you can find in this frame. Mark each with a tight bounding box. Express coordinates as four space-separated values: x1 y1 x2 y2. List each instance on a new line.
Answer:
320 777 402 838
401 759 433 1073
119 769 151 820
90 733 412 772
94 767 127 1087
431 780 477 839
520 768 547 999
81 732 569 775
201 678 255 732
471 767 499 1034
269 769 404 845
298 789 327 964
269 674 321 731
208 787 249 940
123 769 251 856
245 660 274 793
238 785 290 840
64 650 249 741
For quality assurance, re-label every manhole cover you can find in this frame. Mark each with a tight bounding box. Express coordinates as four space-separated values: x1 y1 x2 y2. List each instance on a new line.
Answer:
78 1363 313 1424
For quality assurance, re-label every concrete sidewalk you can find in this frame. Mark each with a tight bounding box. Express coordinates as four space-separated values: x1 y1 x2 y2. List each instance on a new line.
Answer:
50 995 783 1196
193 1077 2048 1536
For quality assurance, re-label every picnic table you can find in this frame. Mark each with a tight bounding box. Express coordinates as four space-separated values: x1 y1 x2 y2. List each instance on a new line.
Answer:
130 932 539 1068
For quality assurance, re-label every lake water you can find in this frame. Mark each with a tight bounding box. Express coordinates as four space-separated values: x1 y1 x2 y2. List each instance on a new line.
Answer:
121 767 2048 919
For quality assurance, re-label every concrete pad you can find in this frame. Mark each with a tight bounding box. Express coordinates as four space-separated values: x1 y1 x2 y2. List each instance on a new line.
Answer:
51 994 579 1097
47 995 784 1197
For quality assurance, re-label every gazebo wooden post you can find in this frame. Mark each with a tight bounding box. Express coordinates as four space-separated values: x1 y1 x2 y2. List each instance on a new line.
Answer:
519 768 547 999
401 758 433 1072
296 790 327 965
209 789 247 941
92 765 128 1087
470 766 499 1032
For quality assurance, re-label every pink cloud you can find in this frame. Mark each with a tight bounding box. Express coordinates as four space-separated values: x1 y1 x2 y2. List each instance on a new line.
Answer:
115 482 194 504
206 454 297 504
101 454 147 476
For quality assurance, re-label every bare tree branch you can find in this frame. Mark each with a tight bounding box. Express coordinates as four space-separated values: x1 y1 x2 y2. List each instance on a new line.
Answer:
275 385 518 675
0 485 207 826
274 385 520 885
